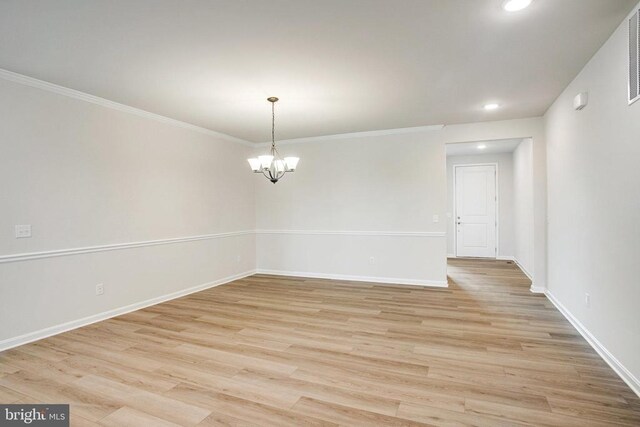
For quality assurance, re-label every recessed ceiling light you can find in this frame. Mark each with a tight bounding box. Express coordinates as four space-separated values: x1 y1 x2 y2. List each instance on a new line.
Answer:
502 0 532 12
483 103 500 110
477 144 487 150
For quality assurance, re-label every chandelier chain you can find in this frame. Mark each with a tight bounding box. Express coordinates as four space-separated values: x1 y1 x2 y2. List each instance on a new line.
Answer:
271 101 275 148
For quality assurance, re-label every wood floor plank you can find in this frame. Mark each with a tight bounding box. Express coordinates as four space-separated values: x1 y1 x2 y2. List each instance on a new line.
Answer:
0 259 638 426
397 401 523 427
164 383 335 427
98 406 182 427
292 396 429 426
73 375 211 425
0 370 122 422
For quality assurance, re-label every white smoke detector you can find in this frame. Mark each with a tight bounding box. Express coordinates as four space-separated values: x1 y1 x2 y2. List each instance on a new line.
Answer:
573 92 588 111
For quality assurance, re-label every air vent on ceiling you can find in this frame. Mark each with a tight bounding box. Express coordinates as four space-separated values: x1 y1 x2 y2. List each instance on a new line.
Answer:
630 8 640 105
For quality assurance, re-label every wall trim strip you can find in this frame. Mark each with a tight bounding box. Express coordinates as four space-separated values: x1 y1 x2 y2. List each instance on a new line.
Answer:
0 230 254 264
0 68 252 147
545 290 640 397
255 229 446 237
1 229 444 264
0 270 256 352
256 269 448 288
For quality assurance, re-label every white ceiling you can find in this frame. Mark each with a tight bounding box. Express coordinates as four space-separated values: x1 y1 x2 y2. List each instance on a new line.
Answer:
446 138 524 156
0 0 635 142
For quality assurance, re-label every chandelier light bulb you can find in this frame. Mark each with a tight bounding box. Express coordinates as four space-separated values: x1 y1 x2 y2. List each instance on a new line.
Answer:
284 157 300 171
247 158 261 172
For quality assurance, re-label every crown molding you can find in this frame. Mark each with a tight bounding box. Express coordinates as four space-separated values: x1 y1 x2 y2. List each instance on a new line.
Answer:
254 124 445 147
0 68 253 147
0 68 446 149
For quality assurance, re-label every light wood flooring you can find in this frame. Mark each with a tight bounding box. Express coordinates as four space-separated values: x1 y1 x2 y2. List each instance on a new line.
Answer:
1 259 639 426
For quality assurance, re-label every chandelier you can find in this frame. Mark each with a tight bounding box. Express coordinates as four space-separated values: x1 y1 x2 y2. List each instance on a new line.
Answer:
247 97 299 184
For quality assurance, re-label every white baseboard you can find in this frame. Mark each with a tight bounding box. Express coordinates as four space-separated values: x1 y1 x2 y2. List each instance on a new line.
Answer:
512 261 540 293
545 291 640 397
508 257 538 293
449 254 515 261
255 269 448 288
519 266 533 282
512 257 533 280
0 270 256 352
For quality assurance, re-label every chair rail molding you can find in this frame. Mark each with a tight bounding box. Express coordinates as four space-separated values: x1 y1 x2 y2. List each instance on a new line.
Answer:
255 229 446 237
0 230 254 264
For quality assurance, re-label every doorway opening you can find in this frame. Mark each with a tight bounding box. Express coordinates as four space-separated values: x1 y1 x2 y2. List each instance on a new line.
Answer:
445 138 535 281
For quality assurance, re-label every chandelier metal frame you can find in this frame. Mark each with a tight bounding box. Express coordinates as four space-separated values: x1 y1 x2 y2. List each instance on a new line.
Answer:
247 97 299 184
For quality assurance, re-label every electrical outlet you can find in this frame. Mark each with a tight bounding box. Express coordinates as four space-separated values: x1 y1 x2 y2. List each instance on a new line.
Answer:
432 214 439 223
585 293 590 307
369 256 375 265
96 284 104 296
15 225 32 238
236 255 241 263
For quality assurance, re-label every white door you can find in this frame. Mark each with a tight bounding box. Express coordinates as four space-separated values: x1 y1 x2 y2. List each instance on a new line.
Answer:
455 165 497 258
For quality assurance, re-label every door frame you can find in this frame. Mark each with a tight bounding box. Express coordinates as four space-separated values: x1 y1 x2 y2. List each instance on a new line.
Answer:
452 162 499 258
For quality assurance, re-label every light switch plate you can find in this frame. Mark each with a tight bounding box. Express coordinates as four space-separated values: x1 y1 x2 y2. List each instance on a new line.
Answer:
15 225 32 238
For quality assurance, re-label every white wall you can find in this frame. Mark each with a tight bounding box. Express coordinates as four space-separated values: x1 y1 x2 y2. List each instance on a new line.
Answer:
253 117 548 289
446 153 515 258
0 77 256 349
512 138 534 278
545 2 640 392
254 131 448 286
